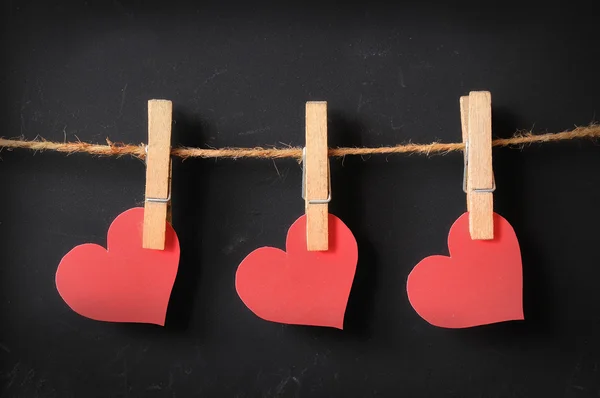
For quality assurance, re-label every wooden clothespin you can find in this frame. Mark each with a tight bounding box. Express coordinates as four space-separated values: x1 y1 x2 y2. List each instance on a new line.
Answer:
304 101 330 251
460 91 494 240
143 99 173 250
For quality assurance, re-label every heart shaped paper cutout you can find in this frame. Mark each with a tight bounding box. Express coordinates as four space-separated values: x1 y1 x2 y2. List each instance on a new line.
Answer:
407 212 523 328
236 214 358 329
56 207 180 326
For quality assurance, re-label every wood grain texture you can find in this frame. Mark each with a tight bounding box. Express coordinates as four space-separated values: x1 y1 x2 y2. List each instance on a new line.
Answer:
143 100 173 250
305 101 329 251
466 91 494 240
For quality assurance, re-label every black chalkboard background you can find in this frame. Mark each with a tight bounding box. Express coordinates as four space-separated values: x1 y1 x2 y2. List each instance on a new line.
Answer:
2 1 600 397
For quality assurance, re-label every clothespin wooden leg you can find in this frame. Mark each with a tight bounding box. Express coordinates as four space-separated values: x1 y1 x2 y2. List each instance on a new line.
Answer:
143 99 173 250
305 101 329 251
460 95 470 212
461 91 494 240
166 159 173 224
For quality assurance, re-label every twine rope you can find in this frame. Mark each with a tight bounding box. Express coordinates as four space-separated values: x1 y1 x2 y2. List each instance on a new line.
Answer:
0 124 598 160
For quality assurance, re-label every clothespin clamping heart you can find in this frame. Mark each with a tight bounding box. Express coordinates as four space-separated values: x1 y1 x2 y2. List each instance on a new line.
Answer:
55 99 180 325
144 100 174 250
235 100 358 329
407 91 524 328
303 101 331 251
460 91 495 240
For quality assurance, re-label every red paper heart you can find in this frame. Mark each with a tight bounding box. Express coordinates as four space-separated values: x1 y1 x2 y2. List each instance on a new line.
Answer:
236 214 358 329
55 207 180 326
407 212 523 328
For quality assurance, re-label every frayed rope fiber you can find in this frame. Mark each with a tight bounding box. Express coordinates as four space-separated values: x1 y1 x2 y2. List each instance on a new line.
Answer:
0 124 599 160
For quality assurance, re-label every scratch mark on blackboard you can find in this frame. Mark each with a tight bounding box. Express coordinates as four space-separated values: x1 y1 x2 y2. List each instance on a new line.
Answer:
565 353 584 397
20 368 35 386
358 47 390 59
167 370 174 390
0 342 10 353
115 344 130 359
223 236 248 255
255 368 263 383
36 79 45 103
398 67 407 88
239 126 271 136
120 358 130 398
55 319 77 332
20 111 26 135
273 374 301 397
113 0 124 13
4 362 21 391
119 83 128 117
357 94 369 113
272 160 281 177
204 69 228 85
390 117 403 131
